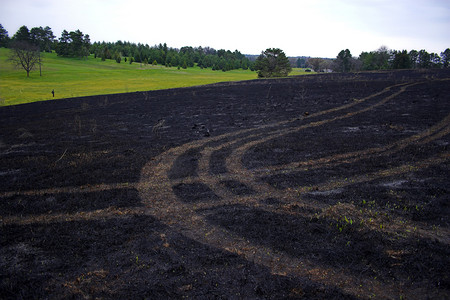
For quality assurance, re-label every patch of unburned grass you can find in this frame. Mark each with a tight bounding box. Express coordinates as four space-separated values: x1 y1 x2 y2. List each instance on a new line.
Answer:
0 48 319 106
290 68 316 76
0 48 258 105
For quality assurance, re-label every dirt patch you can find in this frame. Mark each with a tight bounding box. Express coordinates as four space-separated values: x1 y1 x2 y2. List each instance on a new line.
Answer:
1 69 449 299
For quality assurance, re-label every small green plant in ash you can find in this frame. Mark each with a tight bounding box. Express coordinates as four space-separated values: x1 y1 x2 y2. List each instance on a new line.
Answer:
318 202 361 233
334 215 355 233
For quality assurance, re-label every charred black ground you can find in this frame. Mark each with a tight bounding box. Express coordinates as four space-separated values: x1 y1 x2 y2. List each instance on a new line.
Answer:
1 70 449 299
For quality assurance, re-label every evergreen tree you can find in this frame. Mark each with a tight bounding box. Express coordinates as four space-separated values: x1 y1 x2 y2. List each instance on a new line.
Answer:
101 47 111 61
409 50 419 68
56 29 90 58
82 34 90 58
43 26 55 52
296 57 306 68
89 41 252 71
374 46 391 69
69 30 84 56
418 50 431 68
441 48 450 68
0 24 9 47
359 52 376 70
429 53 441 68
391 50 411 69
26 26 55 52
114 51 121 63
254 48 291 78
56 30 71 56
13 26 31 42
335 49 352 72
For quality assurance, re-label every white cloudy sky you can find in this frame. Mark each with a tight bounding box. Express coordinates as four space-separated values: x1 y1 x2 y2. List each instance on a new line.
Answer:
1 0 449 57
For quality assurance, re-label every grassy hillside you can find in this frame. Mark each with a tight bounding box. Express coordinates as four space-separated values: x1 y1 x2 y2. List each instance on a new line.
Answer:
0 48 313 106
0 48 256 105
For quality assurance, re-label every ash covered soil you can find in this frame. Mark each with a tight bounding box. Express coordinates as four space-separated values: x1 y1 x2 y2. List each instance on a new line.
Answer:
1 69 449 299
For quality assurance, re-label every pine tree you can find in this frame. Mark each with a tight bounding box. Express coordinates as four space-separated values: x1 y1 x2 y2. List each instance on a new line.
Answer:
13 26 30 42
254 48 292 78
335 49 352 72
0 24 9 47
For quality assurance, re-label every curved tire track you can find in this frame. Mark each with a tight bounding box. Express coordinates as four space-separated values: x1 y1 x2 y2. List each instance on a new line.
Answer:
138 79 450 298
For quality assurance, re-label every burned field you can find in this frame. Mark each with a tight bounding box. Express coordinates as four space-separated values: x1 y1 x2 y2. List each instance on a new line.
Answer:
1 70 449 299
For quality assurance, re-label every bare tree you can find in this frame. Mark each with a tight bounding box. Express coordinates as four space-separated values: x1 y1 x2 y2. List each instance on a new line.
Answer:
307 58 324 72
9 41 41 77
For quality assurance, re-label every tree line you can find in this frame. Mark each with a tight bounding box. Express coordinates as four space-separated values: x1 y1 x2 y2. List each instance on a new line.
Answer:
90 41 254 71
303 46 450 73
0 24 253 72
1 23 448 77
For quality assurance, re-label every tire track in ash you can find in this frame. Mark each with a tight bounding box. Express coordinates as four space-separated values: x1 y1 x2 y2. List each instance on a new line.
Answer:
139 82 411 218
0 81 411 226
2 80 448 298
138 80 450 298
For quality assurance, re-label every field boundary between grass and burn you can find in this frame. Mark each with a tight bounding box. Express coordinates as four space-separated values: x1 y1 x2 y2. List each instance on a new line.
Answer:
0 48 315 106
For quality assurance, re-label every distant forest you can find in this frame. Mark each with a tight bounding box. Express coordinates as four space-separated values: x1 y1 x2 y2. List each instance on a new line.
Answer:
0 25 254 72
1 24 449 73
90 41 253 71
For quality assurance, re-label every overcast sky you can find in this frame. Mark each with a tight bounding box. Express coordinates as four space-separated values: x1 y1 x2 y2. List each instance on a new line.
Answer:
1 0 449 57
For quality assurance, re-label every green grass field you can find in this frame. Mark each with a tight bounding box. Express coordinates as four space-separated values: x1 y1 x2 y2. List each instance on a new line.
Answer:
0 48 313 106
